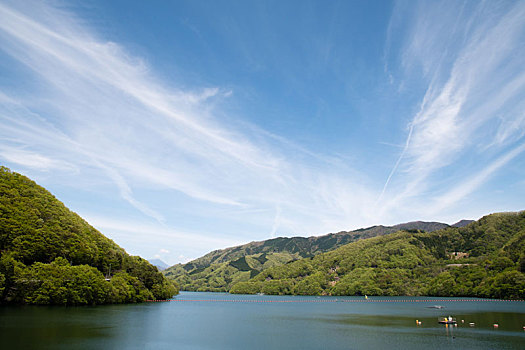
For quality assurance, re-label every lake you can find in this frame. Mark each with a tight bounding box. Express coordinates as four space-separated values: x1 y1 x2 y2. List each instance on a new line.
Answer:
1 292 524 349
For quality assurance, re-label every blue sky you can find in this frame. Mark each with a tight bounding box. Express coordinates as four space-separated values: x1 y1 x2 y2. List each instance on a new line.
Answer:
1 0 524 265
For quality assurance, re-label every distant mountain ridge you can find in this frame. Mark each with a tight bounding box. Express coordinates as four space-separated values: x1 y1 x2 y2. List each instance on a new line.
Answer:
452 220 475 228
181 221 450 270
163 220 452 292
231 211 525 299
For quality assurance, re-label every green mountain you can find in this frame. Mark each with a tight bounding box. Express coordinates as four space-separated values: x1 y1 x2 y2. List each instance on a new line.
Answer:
163 221 450 292
0 167 178 305
230 212 525 299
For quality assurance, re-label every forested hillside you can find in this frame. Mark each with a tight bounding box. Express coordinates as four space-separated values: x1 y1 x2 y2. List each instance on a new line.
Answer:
164 221 449 292
231 212 525 299
0 167 178 305
164 251 304 292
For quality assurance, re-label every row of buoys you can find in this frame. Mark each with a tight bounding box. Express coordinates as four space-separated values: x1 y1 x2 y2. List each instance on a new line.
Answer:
165 298 524 303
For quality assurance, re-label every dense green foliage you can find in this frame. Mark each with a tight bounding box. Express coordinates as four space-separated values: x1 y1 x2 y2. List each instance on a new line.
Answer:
164 251 301 292
164 221 448 291
231 212 525 299
0 167 178 305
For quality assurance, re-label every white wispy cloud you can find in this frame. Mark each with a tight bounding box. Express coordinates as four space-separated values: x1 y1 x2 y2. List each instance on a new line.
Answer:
380 0 525 216
1 0 523 263
0 1 282 205
85 215 241 250
0 146 76 172
430 142 525 213
0 0 381 254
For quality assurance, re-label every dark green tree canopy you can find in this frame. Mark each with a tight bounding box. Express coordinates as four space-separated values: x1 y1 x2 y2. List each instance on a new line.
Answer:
0 167 178 305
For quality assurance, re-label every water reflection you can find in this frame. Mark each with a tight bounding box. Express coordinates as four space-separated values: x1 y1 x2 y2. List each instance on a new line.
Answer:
1 293 524 350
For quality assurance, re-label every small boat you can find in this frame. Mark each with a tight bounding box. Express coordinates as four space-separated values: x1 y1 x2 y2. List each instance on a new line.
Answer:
438 316 457 324
427 305 445 309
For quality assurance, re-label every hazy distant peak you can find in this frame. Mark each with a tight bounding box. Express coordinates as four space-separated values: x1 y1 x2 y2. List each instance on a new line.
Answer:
148 258 169 271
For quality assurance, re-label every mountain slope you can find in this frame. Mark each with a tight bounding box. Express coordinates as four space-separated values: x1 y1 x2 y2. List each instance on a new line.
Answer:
0 167 178 305
231 212 525 299
149 259 169 271
163 221 450 292
452 220 475 228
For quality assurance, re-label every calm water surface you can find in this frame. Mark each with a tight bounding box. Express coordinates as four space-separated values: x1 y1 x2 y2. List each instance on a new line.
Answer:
1 292 524 349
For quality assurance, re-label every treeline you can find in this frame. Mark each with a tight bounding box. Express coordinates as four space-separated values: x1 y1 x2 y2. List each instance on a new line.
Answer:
0 167 177 305
231 212 525 299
